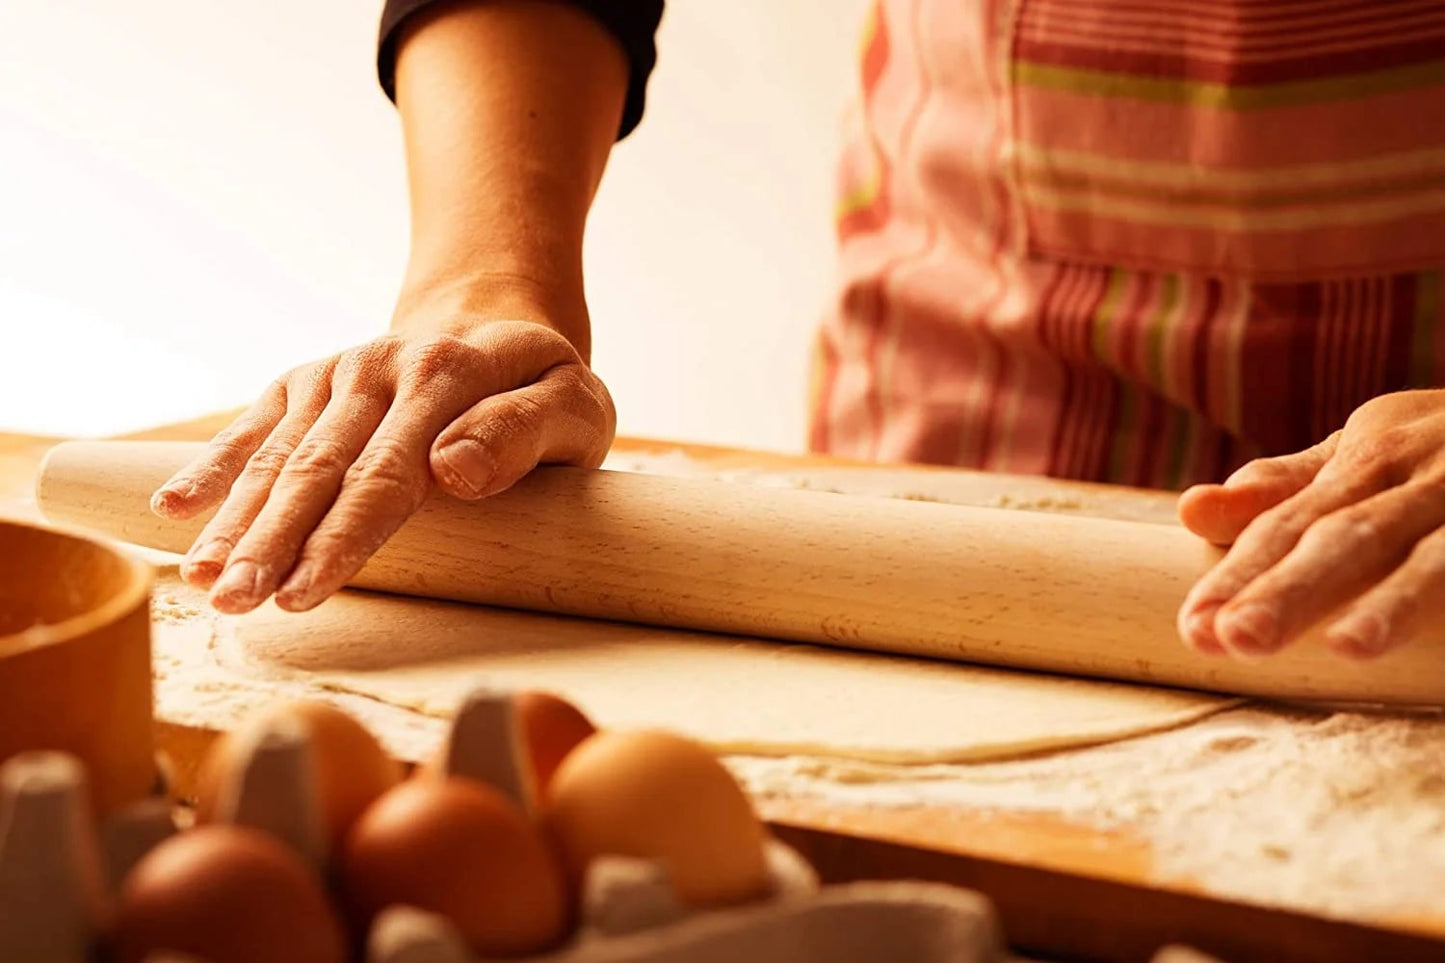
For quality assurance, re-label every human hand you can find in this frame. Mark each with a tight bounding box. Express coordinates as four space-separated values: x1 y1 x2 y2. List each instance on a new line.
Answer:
150 318 615 615
1176 389 1445 660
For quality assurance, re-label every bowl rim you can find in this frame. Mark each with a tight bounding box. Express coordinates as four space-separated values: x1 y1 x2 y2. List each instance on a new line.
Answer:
0 517 153 657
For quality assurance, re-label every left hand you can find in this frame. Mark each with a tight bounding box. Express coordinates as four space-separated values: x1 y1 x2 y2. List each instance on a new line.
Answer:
1176 388 1445 660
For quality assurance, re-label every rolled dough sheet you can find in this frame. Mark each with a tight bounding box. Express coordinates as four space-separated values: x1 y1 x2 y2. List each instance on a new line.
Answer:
211 588 1237 764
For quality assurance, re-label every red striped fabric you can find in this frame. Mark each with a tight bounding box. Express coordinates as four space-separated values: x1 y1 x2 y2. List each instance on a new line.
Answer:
810 0 1445 487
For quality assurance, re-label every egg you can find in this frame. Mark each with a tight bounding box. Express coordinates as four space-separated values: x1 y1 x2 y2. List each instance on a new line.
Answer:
112 824 346 963
542 730 772 907
195 700 401 851
515 691 596 793
415 690 594 796
339 777 570 956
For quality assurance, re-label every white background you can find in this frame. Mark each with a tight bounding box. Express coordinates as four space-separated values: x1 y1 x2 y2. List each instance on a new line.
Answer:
0 1 869 450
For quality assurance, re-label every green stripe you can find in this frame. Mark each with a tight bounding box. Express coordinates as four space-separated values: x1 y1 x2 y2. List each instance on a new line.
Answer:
1409 270 1440 388
1106 385 1139 485
1089 268 1135 483
1015 58 1445 111
1090 268 1128 363
1145 274 1179 390
1019 168 1445 210
1163 409 1195 491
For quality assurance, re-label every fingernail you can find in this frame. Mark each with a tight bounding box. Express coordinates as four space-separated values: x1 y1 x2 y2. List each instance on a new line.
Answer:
1327 612 1389 659
1180 607 1224 655
182 539 229 585
211 560 262 608
436 440 495 497
275 562 316 609
1217 603 1279 655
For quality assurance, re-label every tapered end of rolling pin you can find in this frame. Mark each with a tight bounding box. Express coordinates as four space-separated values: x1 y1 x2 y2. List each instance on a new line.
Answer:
36 441 211 554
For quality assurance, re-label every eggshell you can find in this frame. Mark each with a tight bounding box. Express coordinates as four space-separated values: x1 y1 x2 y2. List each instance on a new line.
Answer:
195 700 400 850
339 778 570 955
413 691 594 795
515 691 596 793
543 730 771 907
113 824 346 963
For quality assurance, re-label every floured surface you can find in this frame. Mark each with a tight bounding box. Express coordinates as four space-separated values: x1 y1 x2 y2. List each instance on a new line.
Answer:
732 707 1445 921
151 576 446 763
209 587 1230 764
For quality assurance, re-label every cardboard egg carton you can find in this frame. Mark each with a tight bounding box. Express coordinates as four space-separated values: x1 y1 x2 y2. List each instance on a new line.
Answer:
0 689 1226 963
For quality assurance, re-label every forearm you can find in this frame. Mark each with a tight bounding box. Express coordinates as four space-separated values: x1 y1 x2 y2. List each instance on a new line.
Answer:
390 0 629 359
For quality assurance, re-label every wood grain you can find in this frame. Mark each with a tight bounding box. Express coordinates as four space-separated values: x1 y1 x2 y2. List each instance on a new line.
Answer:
36 439 1445 706
0 519 155 813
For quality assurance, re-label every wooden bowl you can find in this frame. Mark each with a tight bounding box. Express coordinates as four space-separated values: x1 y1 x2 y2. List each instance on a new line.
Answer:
0 519 154 813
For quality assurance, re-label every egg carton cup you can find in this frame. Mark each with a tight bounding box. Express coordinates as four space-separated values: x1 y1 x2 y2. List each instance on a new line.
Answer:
0 688 1225 963
0 751 177 963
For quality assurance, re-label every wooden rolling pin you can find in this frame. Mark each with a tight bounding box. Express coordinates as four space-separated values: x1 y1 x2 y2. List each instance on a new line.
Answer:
35 440 1445 706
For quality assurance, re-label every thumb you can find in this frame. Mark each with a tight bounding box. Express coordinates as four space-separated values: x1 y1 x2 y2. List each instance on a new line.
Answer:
1178 432 1340 545
429 368 612 501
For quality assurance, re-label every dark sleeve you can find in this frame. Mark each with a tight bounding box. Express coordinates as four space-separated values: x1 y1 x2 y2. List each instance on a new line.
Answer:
377 0 664 140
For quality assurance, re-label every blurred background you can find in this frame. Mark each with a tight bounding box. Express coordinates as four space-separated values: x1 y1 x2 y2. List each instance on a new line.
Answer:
0 1 868 450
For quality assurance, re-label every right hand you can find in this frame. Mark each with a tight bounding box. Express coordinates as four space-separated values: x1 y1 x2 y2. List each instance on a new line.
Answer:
150 317 615 615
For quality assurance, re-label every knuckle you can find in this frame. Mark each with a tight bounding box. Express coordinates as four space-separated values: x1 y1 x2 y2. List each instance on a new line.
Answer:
334 338 403 386
488 394 548 442
1304 508 1382 550
346 443 427 508
1339 429 1411 481
1230 457 1290 487
207 429 258 463
285 437 354 479
244 443 292 477
400 336 480 386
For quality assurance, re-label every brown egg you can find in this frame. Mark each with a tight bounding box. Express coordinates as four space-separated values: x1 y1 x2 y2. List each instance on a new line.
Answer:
413 691 594 796
514 691 596 793
543 730 771 907
195 700 401 851
339 778 569 956
113 824 346 963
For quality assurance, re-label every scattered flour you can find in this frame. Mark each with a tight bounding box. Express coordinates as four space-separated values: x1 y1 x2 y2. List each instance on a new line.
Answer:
149 582 445 764
729 706 1445 921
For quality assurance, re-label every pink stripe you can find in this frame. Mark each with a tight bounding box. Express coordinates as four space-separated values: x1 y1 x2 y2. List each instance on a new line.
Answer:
1044 266 1095 475
1022 0 1445 45
1023 209 1445 284
957 0 1020 469
1048 0 1434 14
1018 85 1445 167
1019 21 1445 62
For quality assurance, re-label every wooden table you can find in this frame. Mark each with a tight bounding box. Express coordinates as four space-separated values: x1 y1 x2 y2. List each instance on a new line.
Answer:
3 415 1444 963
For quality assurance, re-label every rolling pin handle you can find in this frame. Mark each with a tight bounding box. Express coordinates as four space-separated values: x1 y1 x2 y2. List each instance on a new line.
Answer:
0 752 109 963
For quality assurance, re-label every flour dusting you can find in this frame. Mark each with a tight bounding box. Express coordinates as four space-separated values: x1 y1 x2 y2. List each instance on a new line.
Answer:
730 706 1445 921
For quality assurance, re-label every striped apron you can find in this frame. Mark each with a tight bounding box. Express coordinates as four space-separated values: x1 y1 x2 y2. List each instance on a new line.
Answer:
810 0 1445 487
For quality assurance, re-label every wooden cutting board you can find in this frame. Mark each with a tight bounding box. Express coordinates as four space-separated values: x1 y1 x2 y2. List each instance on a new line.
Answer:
4 415 1445 963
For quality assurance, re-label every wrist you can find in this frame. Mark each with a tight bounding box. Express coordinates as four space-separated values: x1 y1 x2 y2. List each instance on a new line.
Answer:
391 270 592 361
